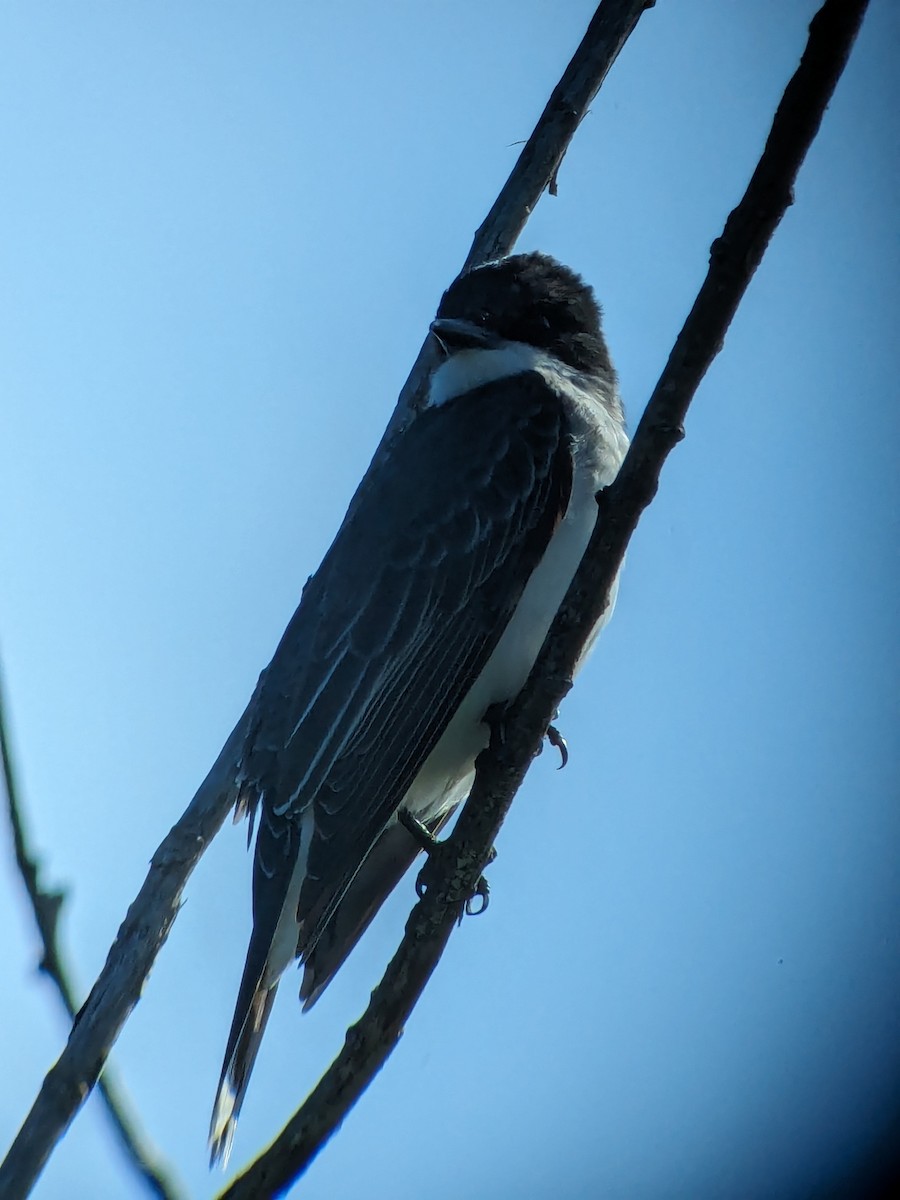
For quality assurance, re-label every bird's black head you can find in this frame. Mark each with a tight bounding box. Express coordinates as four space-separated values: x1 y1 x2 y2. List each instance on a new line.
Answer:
433 252 613 378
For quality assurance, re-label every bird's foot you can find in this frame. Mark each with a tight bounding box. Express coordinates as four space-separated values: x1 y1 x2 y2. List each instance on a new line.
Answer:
399 809 495 920
464 873 492 917
483 701 511 754
398 808 441 855
486 700 568 768
545 723 569 769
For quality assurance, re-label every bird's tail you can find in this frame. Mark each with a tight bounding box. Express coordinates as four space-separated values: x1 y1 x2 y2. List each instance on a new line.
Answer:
300 807 455 1009
208 978 279 1168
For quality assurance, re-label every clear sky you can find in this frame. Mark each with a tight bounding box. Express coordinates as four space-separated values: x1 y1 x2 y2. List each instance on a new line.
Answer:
1 3 898 1198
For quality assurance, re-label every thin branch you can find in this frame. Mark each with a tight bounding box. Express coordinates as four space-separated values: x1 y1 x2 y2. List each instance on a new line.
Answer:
0 659 185 1200
0 694 253 1199
388 0 656 435
216 0 870 1194
463 0 653 270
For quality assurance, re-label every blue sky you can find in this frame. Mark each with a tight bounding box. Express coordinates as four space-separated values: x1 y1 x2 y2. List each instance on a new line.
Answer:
1 3 898 1198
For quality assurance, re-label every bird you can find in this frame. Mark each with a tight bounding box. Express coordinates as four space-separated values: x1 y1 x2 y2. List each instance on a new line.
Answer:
208 251 629 1165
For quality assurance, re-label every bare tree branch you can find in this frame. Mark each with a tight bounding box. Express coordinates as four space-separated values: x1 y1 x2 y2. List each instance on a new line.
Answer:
216 0 870 1194
0 659 185 1200
0 3 655 1195
0 700 252 1199
389 0 656 430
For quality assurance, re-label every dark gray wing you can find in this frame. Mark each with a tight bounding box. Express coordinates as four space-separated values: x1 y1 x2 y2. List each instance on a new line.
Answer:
256 371 571 948
212 371 573 1155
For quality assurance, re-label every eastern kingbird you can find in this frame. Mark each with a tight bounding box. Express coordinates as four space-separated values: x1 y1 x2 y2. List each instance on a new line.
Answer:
209 252 628 1165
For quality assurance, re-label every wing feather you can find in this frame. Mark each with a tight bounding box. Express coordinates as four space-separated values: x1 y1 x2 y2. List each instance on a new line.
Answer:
212 372 573 1161
253 372 572 942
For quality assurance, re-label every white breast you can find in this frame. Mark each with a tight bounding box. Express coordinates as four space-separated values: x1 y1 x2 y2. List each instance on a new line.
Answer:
407 345 628 824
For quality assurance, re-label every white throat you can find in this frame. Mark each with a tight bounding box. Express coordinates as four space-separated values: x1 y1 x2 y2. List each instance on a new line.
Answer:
427 342 560 408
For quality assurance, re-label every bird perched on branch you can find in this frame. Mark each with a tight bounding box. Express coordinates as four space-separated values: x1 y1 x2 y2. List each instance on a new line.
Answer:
209 252 628 1165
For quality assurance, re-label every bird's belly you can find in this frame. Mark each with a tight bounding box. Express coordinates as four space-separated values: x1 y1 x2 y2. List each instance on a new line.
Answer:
404 462 604 825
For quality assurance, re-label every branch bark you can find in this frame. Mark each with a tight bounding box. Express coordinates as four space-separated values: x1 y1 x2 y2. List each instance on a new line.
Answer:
0 1 655 1195
216 0 870 1194
0 662 184 1200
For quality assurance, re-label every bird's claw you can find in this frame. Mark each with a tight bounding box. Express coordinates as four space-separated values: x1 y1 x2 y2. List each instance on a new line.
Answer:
464 876 490 918
545 723 569 769
401 809 496 918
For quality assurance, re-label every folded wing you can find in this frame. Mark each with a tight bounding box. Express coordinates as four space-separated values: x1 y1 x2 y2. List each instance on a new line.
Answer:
210 371 574 1163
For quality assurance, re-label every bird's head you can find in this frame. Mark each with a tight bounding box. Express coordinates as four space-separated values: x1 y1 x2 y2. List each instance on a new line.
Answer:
430 251 613 379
